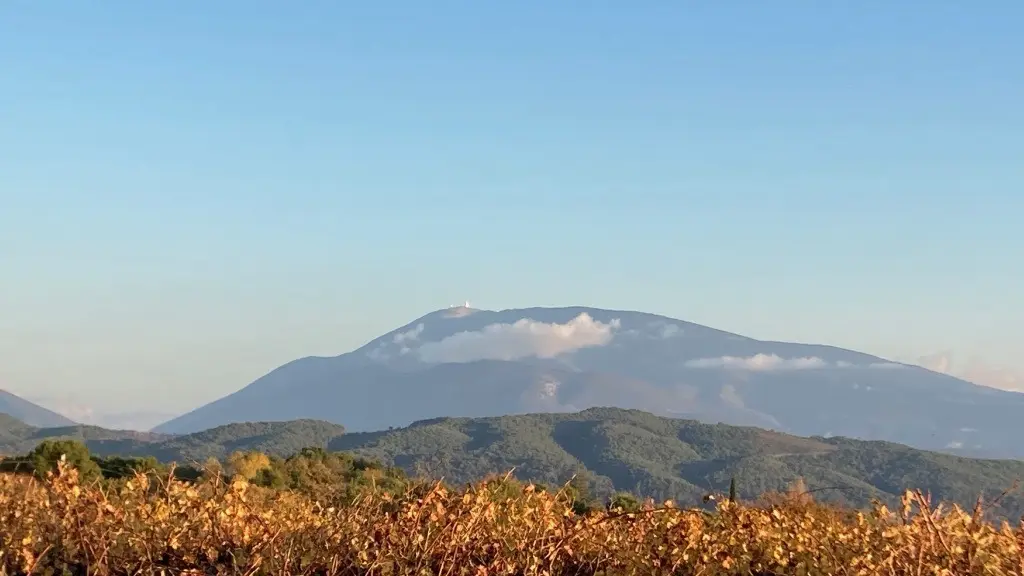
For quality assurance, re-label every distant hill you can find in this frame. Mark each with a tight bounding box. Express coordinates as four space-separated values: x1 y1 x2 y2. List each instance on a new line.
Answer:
6 408 1024 519
0 390 77 428
0 415 344 462
153 306 1024 460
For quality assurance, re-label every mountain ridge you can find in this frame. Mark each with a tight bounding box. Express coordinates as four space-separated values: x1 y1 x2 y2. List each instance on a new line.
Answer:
0 390 78 428
6 408 1024 519
151 306 1024 459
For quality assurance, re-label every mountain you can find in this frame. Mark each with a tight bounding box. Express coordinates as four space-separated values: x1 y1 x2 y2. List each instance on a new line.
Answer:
6 408 1024 519
330 408 1024 519
0 417 165 458
153 306 1024 459
0 413 343 461
0 389 77 427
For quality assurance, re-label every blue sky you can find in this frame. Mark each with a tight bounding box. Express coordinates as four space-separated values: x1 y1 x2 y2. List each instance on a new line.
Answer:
1 2 1021 417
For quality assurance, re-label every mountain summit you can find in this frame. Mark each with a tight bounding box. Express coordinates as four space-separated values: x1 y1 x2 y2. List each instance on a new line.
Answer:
153 306 1024 459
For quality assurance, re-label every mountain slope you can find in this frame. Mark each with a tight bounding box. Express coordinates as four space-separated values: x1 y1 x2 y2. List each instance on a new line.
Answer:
0 415 345 463
7 408 1024 519
0 390 77 427
327 408 1024 518
152 306 1024 459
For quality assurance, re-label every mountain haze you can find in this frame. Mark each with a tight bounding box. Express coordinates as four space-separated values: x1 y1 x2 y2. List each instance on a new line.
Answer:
153 306 1024 459
0 390 77 428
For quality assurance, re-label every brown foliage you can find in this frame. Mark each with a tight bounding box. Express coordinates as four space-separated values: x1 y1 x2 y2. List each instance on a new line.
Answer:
1 462 1022 575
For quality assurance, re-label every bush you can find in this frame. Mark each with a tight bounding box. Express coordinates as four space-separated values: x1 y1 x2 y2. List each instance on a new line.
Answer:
28 439 101 483
608 491 641 512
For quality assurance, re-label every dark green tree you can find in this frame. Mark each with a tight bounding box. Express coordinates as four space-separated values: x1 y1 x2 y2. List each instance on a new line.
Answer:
93 455 162 479
608 491 641 513
29 439 101 482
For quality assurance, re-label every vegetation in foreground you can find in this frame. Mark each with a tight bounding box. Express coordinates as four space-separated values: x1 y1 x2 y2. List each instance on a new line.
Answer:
1 456 1023 575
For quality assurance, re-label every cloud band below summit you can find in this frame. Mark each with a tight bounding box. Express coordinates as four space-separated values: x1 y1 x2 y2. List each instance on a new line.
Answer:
684 354 906 371
417 313 620 363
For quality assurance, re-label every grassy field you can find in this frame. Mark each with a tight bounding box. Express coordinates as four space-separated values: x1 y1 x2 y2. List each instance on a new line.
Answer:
1 461 1022 575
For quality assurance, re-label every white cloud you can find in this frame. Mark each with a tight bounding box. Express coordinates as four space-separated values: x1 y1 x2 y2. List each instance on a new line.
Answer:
685 353 828 371
685 355 910 372
916 351 954 374
539 378 560 398
417 313 620 364
393 323 424 344
366 343 390 361
618 322 682 340
912 351 1024 393
650 321 682 339
719 384 745 407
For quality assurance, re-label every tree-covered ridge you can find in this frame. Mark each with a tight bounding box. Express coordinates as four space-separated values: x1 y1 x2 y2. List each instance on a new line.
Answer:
0 415 345 461
2 408 1023 518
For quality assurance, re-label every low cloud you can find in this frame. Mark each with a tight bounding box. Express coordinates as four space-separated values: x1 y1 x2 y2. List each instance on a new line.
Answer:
365 344 390 361
916 351 950 374
685 355 906 371
685 353 828 371
393 323 424 344
618 322 682 340
650 321 683 339
418 313 620 363
719 384 746 407
913 351 1024 392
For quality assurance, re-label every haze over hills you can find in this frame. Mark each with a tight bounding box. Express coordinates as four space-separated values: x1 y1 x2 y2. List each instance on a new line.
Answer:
5 408 1024 519
29 399 176 432
0 389 77 428
153 306 1024 459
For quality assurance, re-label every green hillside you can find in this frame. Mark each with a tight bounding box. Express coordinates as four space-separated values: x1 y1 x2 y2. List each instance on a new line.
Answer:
3 408 1022 517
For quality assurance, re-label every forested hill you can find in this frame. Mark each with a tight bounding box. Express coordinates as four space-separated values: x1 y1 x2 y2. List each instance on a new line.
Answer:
3 408 1023 518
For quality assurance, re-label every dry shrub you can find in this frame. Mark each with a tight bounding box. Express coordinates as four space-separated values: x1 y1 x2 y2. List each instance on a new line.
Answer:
227 451 272 481
1 461 1022 575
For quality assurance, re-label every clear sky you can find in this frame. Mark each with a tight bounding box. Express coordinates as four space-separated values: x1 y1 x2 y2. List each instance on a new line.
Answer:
2 2 1021 418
